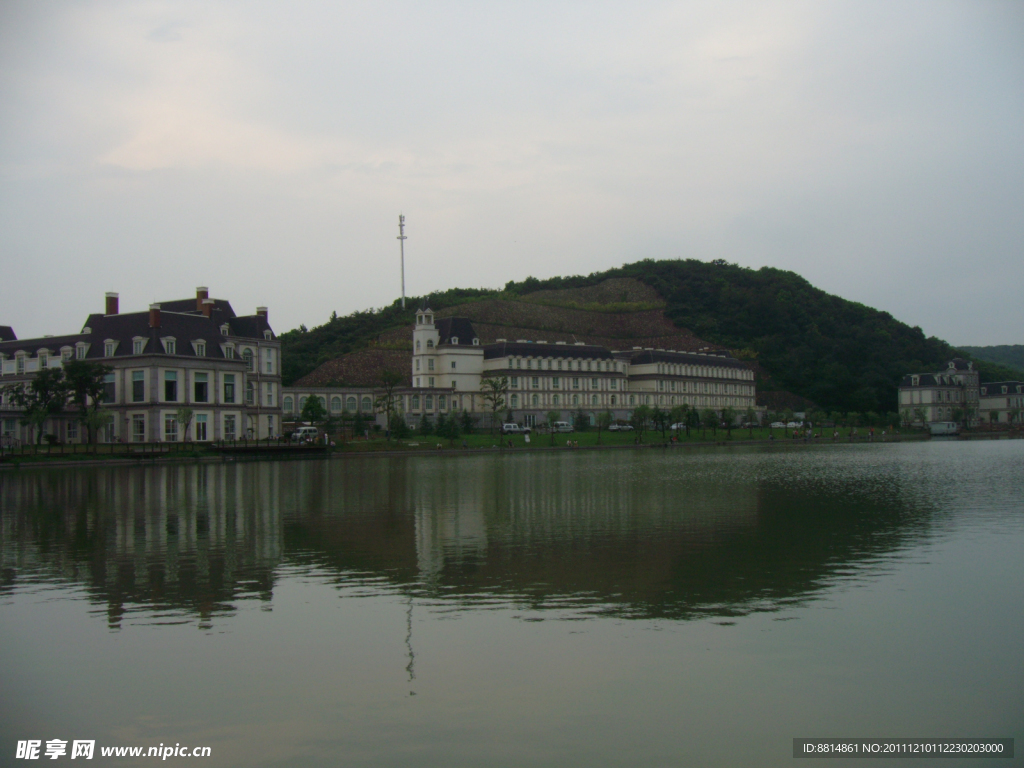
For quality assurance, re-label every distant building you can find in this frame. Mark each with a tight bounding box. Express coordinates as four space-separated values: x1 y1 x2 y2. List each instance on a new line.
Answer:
978 381 1024 425
897 358 980 426
0 288 281 444
284 309 757 430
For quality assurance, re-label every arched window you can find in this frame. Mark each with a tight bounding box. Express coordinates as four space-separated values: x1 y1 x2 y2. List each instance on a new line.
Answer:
346 396 356 411
572 395 578 405
552 395 559 406
592 394 598 405
438 395 446 410
426 339 434 348
411 395 420 410
283 396 294 412
416 340 421 351
318 396 326 408
510 394 519 408
361 396 371 411
331 396 341 412
531 394 539 406
299 396 307 409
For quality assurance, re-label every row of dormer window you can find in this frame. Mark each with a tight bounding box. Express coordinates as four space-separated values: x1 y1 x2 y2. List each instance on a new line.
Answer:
505 358 622 372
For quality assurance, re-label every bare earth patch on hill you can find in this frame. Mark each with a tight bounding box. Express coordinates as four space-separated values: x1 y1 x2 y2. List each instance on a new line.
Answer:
519 277 663 307
294 348 412 387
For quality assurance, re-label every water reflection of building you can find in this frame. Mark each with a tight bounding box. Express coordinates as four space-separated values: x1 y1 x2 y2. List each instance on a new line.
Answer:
2 453 936 626
0 464 283 628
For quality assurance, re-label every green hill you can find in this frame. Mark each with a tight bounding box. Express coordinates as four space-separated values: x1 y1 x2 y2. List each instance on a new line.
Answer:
280 259 1019 413
956 345 1024 376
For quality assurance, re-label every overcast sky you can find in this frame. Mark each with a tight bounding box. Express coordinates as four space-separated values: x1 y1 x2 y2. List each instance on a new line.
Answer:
2 1 1021 346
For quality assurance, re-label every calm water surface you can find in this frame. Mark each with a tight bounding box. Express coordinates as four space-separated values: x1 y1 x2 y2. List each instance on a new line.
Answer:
2 441 1022 767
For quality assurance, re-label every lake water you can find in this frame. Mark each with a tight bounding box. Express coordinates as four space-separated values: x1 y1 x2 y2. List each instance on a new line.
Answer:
1 441 1022 767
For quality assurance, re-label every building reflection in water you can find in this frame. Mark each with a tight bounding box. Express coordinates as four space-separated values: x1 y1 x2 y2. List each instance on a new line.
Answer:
0 450 934 628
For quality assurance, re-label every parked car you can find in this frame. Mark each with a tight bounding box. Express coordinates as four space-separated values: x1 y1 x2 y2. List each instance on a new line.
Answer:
500 423 531 434
669 423 687 431
608 423 634 432
552 421 574 433
786 421 803 428
770 422 786 429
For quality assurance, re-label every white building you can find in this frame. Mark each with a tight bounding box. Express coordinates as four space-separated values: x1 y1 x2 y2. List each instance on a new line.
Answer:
897 358 980 426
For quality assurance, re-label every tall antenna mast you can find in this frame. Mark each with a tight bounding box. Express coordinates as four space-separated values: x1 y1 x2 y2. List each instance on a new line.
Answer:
397 214 407 309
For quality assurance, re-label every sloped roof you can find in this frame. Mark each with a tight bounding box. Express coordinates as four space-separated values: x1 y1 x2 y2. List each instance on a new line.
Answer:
627 349 747 369
436 317 477 345
483 341 612 360
0 326 15 342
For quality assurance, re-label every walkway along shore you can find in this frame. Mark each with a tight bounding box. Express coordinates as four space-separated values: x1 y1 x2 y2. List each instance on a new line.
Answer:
5 431 1002 472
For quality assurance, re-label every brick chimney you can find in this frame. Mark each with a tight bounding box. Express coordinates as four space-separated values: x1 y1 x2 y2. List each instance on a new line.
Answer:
105 292 119 315
196 286 209 312
149 303 161 328
201 298 214 318
256 306 268 320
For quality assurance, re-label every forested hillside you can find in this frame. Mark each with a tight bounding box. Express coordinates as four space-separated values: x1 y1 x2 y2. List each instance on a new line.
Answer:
957 345 1024 376
280 259 1018 413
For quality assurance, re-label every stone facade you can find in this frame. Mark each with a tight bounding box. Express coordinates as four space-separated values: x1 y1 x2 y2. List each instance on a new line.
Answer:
897 358 980 426
283 309 757 430
0 288 281 444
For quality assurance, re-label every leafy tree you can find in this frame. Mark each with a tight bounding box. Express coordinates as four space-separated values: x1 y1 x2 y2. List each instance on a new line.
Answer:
481 376 509 434
175 407 194 441
460 410 475 435
374 369 404 441
686 404 701 436
352 410 369 437
670 404 689 436
301 395 328 427
1008 406 1021 427
650 406 669 438
596 410 613 444
912 407 927 426
546 410 560 445
63 360 112 445
438 412 461 446
3 367 67 445
573 408 589 432
417 413 433 435
720 406 736 438
744 406 757 437
701 408 718 437
389 412 410 439
631 404 651 441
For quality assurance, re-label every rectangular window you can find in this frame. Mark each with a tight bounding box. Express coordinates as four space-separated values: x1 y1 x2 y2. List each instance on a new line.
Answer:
164 371 178 401
164 417 178 442
76 346 86 360
194 372 209 403
165 340 176 355
451 361 457 370
62 350 72 362
572 377 579 389
195 342 206 357
428 377 435 387
133 340 145 355
132 414 146 442
224 346 233 359
104 342 115 357
194 414 208 441
224 414 236 441
532 377 539 388
266 382 273 406
511 376 519 387
266 353 272 374
67 421 78 440
591 378 599 389
132 371 145 402
552 377 560 388
610 379 617 390
428 359 434 371
223 374 235 403
103 373 115 403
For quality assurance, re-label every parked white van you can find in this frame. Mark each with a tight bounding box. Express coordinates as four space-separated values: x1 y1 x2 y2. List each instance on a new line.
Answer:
552 421 574 433
291 426 320 442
